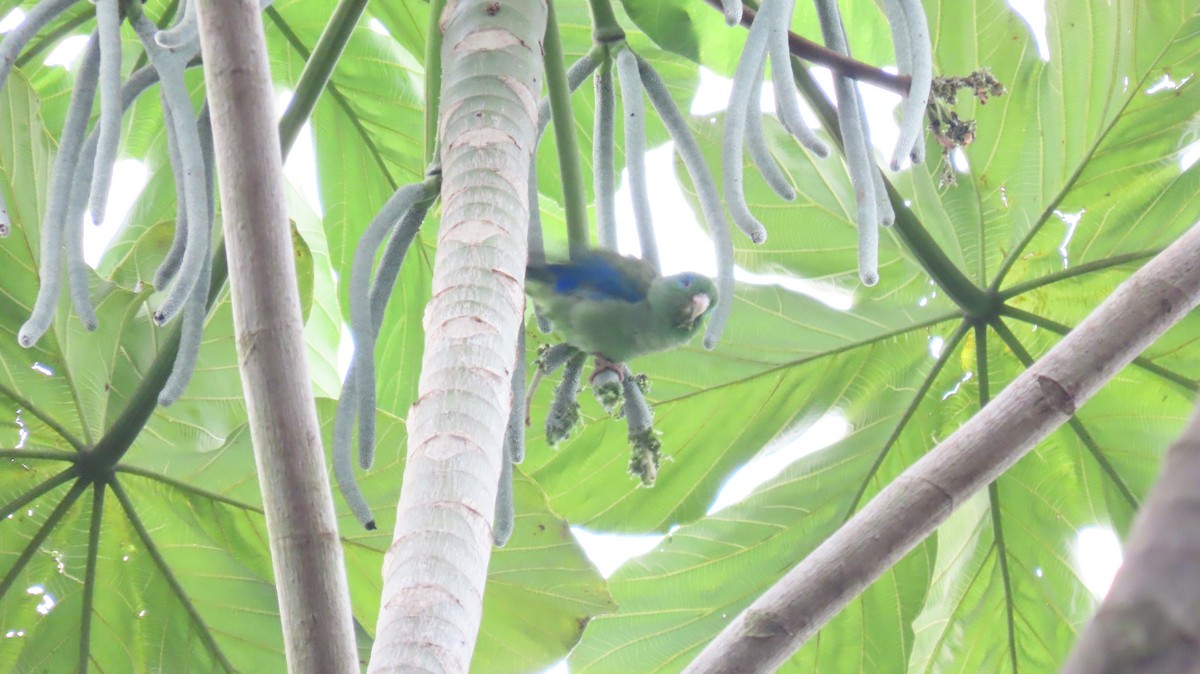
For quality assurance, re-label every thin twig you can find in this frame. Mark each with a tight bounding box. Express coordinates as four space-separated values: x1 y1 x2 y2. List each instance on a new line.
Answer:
702 0 910 96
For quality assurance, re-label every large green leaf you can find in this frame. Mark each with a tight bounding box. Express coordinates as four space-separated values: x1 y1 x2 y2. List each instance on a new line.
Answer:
4 0 1200 672
559 0 1200 671
0 18 612 669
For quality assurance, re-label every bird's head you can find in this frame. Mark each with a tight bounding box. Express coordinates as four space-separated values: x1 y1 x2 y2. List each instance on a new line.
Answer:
649 272 718 332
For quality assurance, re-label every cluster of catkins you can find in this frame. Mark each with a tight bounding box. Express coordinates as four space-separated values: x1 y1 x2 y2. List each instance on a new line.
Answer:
1 0 270 408
336 0 936 543
1 0 935 546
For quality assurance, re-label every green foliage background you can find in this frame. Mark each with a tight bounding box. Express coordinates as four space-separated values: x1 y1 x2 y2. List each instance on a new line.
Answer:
1 0 1199 671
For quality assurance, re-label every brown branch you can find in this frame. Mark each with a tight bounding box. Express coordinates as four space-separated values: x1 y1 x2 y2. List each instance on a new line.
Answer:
1061 402 1200 674
683 218 1200 673
702 0 910 95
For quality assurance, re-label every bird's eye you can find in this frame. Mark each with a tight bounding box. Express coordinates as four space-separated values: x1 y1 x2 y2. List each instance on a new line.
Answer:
678 275 692 288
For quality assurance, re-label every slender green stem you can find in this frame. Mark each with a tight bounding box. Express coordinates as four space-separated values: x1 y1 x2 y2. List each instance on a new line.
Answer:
109 480 236 672
90 10 365 468
886 187 991 313
670 311 963 406
78 482 106 674
0 479 88 603
0 449 78 462
975 322 1018 674
267 6 398 188
90 323 184 465
999 251 1159 300
544 0 591 258
989 67 1162 294
586 0 625 43
278 0 368 157
0 465 79 520
1000 305 1198 393
1062 417 1140 509
989 317 1140 510
787 57 990 313
425 0 447 164
114 465 264 513
843 319 971 517
974 322 990 406
986 480 1019 674
0 382 85 451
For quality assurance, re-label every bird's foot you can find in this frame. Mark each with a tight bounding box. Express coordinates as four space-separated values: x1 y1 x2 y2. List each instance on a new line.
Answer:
589 355 626 385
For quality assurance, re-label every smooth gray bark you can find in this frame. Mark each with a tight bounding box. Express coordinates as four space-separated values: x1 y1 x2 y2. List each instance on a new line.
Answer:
1062 400 1200 674
367 1 547 671
194 3 358 672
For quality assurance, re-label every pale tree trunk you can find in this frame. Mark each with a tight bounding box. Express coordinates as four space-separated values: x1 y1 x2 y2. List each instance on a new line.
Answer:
685 221 1200 674
194 3 359 672
1061 400 1200 674
367 0 547 671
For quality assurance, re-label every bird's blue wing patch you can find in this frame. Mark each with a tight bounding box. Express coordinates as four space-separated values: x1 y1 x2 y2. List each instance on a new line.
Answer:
542 254 645 303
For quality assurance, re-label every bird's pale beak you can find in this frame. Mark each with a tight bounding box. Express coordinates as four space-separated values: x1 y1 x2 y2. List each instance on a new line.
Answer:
687 293 711 320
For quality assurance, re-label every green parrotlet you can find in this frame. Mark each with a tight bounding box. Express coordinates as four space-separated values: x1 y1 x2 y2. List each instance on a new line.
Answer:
525 249 718 377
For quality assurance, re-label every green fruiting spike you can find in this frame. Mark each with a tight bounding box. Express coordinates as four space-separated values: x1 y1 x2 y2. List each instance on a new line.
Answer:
622 370 659 486
89 0 123 226
615 46 660 271
745 56 796 202
814 0 880 287
159 108 216 408
492 437 515 547
546 351 586 446
721 0 742 26
536 342 579 373
591 369 623 415
156 99 191 289
348 181 432 470
155 0 198 51
722 7 771 245
0 0 79 96
765 0 828 158
628 429 661 487
19 33 101 348
884 0 933 169
331 177 436 530
130 8 210 325
635 54 734 351
506 328 527 465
